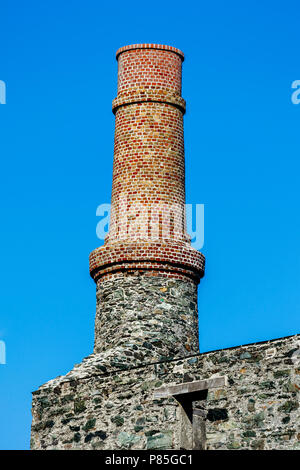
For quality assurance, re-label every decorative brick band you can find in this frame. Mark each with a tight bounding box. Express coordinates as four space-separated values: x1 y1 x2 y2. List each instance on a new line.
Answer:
112 90 186 114
89 241 205 283
116 43 184 61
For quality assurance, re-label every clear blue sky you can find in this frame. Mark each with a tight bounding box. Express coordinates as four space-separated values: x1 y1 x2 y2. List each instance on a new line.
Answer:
1 0 299 450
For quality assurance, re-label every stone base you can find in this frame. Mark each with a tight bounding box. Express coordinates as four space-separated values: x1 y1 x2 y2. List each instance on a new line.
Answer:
31 334 300 450
94 274 200 361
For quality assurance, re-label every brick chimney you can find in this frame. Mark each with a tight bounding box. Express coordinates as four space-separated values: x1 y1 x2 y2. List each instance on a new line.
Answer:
89 44 205 364
30 45 300 452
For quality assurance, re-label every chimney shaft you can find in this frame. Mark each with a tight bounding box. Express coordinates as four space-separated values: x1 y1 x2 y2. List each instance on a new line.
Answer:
89 44 205 363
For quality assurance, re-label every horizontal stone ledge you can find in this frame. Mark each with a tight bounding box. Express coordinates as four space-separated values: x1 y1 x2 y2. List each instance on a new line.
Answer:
193 409 206 417
153 376 227 398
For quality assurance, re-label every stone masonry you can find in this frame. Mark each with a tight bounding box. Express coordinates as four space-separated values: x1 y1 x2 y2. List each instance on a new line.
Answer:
31 44 300 450
31 335 300 450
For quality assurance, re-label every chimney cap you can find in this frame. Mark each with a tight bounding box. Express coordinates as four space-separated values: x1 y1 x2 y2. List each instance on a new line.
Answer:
116 43 184 61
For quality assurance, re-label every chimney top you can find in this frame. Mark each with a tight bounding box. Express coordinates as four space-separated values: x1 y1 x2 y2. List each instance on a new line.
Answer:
116 43 185 61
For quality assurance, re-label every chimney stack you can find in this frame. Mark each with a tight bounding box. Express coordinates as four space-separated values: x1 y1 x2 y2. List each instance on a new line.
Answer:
89 44 205 364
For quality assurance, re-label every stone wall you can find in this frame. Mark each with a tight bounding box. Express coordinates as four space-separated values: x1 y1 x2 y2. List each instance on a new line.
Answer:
31 334 300 450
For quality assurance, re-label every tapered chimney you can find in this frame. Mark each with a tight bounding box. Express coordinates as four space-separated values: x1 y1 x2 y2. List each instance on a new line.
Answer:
89 44 205 364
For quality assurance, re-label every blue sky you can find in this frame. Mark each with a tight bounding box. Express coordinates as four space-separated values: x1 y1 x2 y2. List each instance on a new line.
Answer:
0 0 299 450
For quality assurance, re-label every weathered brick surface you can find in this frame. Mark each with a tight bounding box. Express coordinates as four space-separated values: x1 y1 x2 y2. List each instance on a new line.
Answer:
116 44 184 96
89 43 204 285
